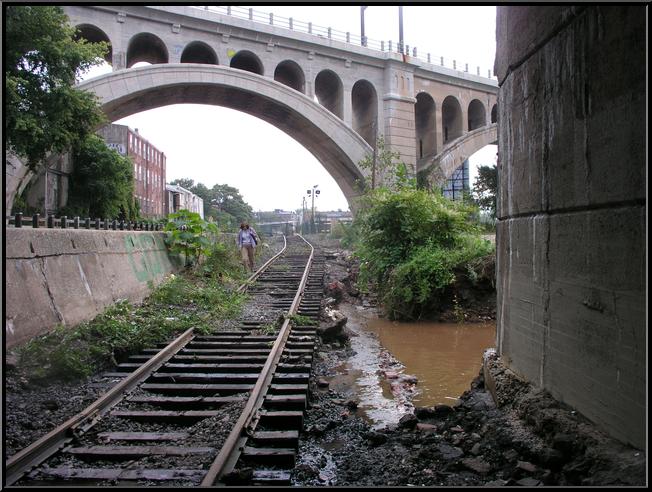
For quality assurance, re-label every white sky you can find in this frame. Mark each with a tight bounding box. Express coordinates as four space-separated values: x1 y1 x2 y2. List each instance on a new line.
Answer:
80 5 497 212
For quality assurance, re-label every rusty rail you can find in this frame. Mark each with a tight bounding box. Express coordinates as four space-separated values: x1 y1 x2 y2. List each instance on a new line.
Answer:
200 234 314 486
4 236 291 487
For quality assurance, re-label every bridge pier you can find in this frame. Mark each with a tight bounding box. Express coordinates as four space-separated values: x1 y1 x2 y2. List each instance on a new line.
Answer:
495 5 645 449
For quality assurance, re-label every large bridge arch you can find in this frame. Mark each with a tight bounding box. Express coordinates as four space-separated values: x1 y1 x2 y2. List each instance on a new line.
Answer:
77 64 371 205
418 123 497 188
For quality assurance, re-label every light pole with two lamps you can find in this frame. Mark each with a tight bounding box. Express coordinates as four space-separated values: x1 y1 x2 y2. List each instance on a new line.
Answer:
306 185 320 234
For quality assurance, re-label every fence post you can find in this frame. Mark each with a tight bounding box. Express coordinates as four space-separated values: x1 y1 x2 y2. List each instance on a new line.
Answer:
119 220 125 230
32 214 40 228
73 216 80 229
327 27 331 38
15 212 23 228
441 56 444 65
346 32 350 43
381 40 384 51
95 218 101 230
85 217 91 229
249 8 253 20
388 40 392 52
61 216 68 229
308 22 312 33
48 215 55 228
104 218 109 230
465 63 468 72
427 53 431 63
289 17 293 29
112 220 117 230
269 12 273 25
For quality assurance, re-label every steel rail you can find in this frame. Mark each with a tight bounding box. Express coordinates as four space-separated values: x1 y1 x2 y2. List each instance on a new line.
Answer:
200 234 314 486
4 236 289 487
237 235 287 294
4 328 194 486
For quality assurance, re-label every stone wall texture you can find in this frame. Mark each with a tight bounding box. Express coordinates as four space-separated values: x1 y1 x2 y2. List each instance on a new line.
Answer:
5 229 179 349
495 6 646 449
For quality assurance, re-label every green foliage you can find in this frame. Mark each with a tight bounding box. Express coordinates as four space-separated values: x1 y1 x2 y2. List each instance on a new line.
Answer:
61 134 138 220
164 209 218 267
354 186 495 320
5 6 108 168
169 179 254 228
18 273 246 382
200 236 248 282
472 164 497 218
288 314 318 326
356 135 417 192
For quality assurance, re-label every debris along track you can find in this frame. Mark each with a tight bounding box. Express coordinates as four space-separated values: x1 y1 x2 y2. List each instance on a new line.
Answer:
6 234 324 487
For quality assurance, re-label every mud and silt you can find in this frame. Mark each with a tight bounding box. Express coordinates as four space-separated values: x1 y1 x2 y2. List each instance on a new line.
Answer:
4 236 646 486
291 239 645 487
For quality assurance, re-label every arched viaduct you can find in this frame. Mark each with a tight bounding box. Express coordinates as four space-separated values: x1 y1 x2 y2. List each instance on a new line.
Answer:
77 64 372 205
65 5 497 189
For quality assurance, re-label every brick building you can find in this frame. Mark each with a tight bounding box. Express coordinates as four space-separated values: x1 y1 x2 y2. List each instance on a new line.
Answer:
97 124 166 218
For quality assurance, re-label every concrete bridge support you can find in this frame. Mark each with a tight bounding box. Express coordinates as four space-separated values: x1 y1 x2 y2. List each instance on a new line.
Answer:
495 6 646 449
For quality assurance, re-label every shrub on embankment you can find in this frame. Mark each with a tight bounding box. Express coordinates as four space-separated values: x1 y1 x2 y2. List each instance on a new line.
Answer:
353 188 495 320
16 218 248 382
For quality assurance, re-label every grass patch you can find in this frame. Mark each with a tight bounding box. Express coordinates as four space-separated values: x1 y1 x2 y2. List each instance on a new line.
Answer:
17 272 246 383
288 314 319 326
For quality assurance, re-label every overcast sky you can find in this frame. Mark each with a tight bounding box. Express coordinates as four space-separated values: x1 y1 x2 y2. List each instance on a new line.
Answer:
81 5 497 212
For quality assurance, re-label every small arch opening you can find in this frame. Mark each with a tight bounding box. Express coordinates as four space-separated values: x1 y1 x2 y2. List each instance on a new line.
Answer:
127 32 168 67
415 92 437 158
442 95 463 143
274 60 305 93
468 99 486 131
352 79 378 146
181 41 218 64
315 69 343 119
230 50 264 75
74 24 112 64
491 103 498 123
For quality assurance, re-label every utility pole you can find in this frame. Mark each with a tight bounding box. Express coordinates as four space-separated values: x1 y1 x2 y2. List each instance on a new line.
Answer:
360 6 367 47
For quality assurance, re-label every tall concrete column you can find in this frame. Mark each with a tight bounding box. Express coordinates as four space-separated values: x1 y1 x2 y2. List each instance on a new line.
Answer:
382 59 416 175
343 88 353 128
495 6 645 449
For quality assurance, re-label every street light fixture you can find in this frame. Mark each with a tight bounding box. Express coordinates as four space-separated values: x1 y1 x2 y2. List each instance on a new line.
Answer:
306 184 320 234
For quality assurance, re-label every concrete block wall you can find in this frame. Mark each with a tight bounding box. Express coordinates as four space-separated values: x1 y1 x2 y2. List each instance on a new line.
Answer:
495 6 646 449
5 228 180 349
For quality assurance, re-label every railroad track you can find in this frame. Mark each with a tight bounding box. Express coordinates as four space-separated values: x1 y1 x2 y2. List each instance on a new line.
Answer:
6 234 325 487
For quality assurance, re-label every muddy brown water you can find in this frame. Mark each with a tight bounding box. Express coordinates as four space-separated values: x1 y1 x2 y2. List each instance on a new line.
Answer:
365 317 496 407
328 304 495 428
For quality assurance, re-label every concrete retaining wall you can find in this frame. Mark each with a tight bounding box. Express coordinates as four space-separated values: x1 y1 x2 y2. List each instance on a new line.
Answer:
495 6 646 449
5 228 180 349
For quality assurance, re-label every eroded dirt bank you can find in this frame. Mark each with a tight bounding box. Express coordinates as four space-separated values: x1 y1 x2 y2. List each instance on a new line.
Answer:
293 238 646 487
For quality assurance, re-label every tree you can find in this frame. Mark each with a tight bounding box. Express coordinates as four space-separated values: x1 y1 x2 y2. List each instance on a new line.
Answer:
357 136 416 193
5 6 109 168
209 184 253 223
169 178 196 190
61 135 138 220
472 165 497 218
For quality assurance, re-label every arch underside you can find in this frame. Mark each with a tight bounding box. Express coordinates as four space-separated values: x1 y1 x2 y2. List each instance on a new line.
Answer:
418 124 497 186
80 65 370 204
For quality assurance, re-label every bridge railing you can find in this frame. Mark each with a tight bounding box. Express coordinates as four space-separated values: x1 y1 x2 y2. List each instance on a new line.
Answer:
5 213 164 231
193 5 496 80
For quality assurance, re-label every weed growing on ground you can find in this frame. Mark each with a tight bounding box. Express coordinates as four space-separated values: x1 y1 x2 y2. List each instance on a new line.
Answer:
288 314 318 326
17 272 246 383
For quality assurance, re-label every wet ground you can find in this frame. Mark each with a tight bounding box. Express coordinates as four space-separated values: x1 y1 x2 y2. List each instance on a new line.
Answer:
292 237 646 487
4 235 647 487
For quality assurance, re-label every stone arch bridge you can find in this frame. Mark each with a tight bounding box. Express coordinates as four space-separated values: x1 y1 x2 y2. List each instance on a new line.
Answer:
6 5 499 211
